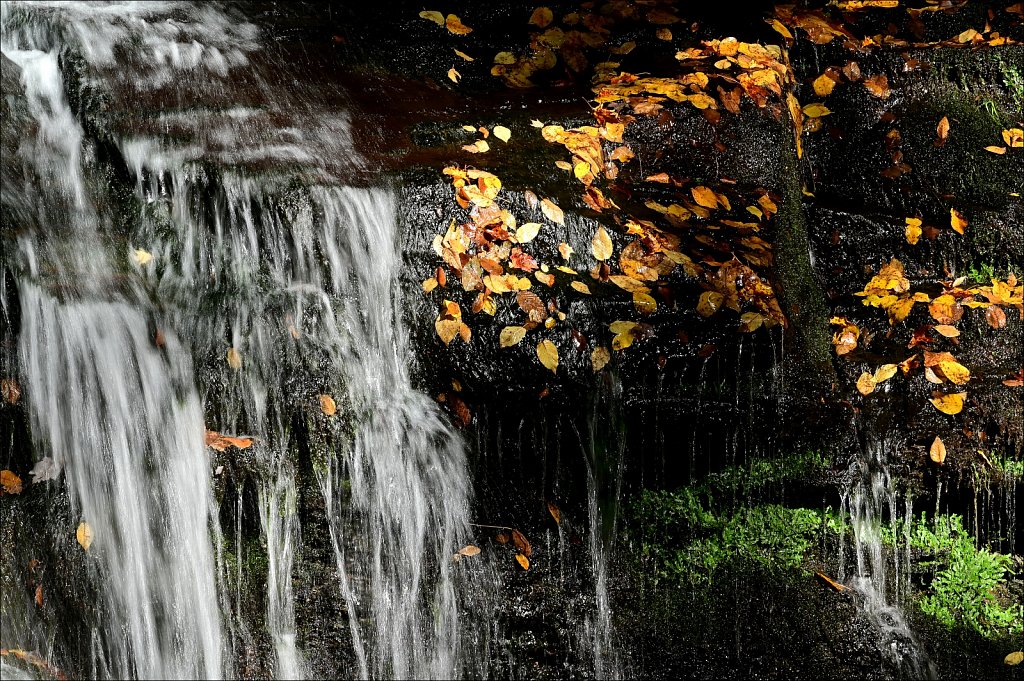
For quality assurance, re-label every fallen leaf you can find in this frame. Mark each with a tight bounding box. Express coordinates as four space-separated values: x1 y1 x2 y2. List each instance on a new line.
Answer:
986 306 1007 329
697 291 724 317
873 364 898 383
813 74 836 97
419 10 444 26
633 291 657 315
930 391 965 415
929 436 946 464
319 394 337 416
591 227 613 261
76 522 93 551
1006 651 1024 666
558 243 574 260
802 103 832 118
537 340 558 373
546 501 561 524
422 277 438 293
1003 128 1023 147
591 346 611 372
935 116 950 146
226 347 242 369
1 378 20 404
445 13 472 35
985 145 1007 155
458 545 481 557
500 326 528 347
205 430 254 451
950 208 968 235
131 248 153 265
571 281 592 295
856 371 877 395
938 359 970 385
541 198 564 224
447 67 461 83
515 553 530 570
863 74 890 98
691 186 719 209
516 222 542 243
493 125 511 143
815 571 848 592
511 529 532 556
905 218 922 245
462 140 490 153
529 6 553 28
656 28 673 40
933 325 960 337
454 49 474 62
0 470 23 494
34 584 43 608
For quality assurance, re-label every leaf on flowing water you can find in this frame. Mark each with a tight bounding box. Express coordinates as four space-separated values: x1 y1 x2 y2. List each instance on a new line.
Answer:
929 436 946 464
493 126 511 143
591 346 611 372
205 430 254 451
319 394 337 416
419 10 444 25
863 74 890 98
905 218 922 245
933 324 959 337
950 208 968 235
541 198 564 224
1 378 20 404
856 371 876 395
76 522 93 551
226 347 242 369
445 14 472 34
454 49 474 61
697 291 724 317
591 227 613 261
1006 651 1024 666
500 326 528 347
447 67 461 83
930 391 965 415
29 457 60 483
547 501 561 524
537 340 558 373
515 553 530 570
516 222 541 243
0 470 23 495
131 248 153 266
458 545 481 557
511 529 532 556
529 7 553 28
935 116 950 147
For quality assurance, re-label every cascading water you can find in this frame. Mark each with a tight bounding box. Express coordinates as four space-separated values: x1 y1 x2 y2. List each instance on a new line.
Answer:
840 437 935 680
2 1 490 678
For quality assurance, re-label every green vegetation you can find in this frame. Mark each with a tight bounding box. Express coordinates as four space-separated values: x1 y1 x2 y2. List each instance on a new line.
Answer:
999 59 1024 111
966 262 997 284
698 450 829 497
888 513 1021 639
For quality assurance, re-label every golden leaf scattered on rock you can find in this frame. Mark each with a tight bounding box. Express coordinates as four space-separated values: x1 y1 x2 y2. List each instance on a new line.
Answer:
319 394 337 416
929 436 946 464
76 522 93 551
537 340 558 373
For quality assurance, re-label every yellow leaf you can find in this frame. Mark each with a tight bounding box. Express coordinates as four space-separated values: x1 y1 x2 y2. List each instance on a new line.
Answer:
445 14 472 35
574 161 591 180
591 226 613 261
226 347 242 369
633 291 657 314
541 198 564 224
1003 128 1023 147
985 145 1007 154
516 222 542 243
691 185 719 209
558 243 574 260
938 359 970 385
422 277 438 293
905 218 922 245
802 103 832 118
531 119 544 127
739 312 763 333
0 469 23 494
435 318 461 345
856 371 877 395
494 51 516 65
462 140 490 153
447 67 461 83
529 7 554 28
936 116 950 143
933 324 959 338
458 544 481 557
591 346 611 372
515 553 530 570
656 28 673 40
697 291 724 317
500 326 528 348
768 19 793 40
950 208 967 235
132 248 153 265
929 436 946 464
612 332 634 351
419 10 444 26
537 340 558 373
930 392 965 415
571 281 592 295
454 49 474 62
1006 651 1024 666
493 125 511 143
813 74 836 97
76 522 93 551
873 364 898 383
319 394 337 416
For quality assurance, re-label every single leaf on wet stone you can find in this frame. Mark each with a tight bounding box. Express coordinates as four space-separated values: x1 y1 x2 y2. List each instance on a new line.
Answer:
445 14 472 35
1002 128 1023 147
812 74 836 97
547 501 561 524
515 553 530 570
419 10 444 26
739 312 763 333
929 436 946 464
986 306 1007 329
499 326 527 348
950 208 968 235
454 49 474 62
985 145 1007 154
591 227 613 261
930 391 965 415
319 394 337 416
935 116 950 146
905 218 922 245
697 291 724 317
462 140 489 154
529 6 553 28
571 281 591 295
558 243 574 260
422 277 438 293
76 522 93 551
1 470 23 494
493 126 511 143
802 103 831 118
457 545 481 557
633 292 657 315
537 340 558 373
205 430 254 451
863 74 890 98
856 371 877 395
131 248 153 265
872 364 898 383
1 377 20 404
591 346 611 372
511 529 532 556
691 186 718 209
938 359 970 385
540 198 564 224
516 222 541 243
447 67 461 83
1006 651 1024 666
226 347 242 369
933 324 960 338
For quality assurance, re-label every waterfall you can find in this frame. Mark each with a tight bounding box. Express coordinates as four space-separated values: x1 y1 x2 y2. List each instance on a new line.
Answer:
2 1 488 678
840 438 935 679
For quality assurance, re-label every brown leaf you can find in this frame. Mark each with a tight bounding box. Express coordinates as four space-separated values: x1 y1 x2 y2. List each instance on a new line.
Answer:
319 394 337 416
458 545 481 557
511 529 532 556
529 7 553 28
205 430 254 452
863 74 890 98
985 306 1007 329
226 347 242 369
815 571 848 592
34 584 43 608
1 378 20 404
591 346 611 372
445 13 472 35
929 436 946 464
0 470 23 495
935 116 950 147
547 501 561 524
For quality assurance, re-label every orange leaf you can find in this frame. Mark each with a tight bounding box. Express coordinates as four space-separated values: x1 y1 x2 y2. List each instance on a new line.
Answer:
547 501 561 524
511 529 532 556
929 436 946 464
950 208 968 235
319 394 337 416
445 13 472 35
515 553 530 570
0 470 23 495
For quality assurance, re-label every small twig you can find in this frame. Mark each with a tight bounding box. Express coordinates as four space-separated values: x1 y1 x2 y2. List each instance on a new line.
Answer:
469 523 513 532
